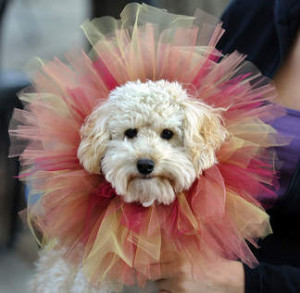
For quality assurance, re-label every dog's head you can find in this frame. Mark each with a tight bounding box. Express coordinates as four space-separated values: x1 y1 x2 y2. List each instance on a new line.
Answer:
77 80 227 206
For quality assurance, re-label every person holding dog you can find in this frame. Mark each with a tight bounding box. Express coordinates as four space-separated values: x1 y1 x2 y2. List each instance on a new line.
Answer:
156 0 300 292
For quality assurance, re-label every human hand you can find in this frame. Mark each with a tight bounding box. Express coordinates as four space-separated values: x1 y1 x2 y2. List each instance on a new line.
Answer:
154 258 245 293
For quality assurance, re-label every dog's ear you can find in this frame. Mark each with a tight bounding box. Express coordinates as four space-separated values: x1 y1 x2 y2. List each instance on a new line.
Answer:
77 103 111 174
183 99 227 174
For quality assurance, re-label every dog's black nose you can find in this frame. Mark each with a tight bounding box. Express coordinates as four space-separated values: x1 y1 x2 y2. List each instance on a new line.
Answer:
137 159 155 175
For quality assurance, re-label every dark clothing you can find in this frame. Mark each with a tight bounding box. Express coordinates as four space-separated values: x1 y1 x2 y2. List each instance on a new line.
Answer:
217 0 300 79
244 161 300 292
244 264 300 293
218 0 300 292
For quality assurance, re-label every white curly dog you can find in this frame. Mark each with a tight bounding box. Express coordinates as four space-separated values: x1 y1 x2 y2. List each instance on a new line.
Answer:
30 80 227 292
78 80 227 206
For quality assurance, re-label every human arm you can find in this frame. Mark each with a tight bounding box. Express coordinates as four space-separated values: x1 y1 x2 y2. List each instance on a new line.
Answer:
155 259 245 293
155 260 300 293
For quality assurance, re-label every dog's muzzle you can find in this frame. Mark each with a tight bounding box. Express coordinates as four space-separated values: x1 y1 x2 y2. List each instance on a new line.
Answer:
137 158 155 175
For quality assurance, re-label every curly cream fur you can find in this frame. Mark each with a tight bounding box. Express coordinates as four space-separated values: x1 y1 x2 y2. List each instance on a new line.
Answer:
30 249 155 293
78 80 227 206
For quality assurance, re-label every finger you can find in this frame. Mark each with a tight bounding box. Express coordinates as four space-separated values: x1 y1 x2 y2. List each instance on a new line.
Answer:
150 261 180 280
156 279 171 291
156 278 179 293
160 258 192 279
150 259 181 279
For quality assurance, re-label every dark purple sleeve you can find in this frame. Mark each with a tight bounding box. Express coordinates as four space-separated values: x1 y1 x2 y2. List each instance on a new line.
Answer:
244 263 300 293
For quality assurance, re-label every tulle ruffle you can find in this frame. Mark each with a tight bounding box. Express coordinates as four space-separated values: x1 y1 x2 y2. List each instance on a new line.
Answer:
9 2 287 288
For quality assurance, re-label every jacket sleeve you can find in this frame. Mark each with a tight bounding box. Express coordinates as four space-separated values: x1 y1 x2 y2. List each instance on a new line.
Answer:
244 263 300 293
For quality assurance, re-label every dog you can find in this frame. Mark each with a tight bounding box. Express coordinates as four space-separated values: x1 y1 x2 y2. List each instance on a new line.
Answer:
78 79 227 207
30 79 228 292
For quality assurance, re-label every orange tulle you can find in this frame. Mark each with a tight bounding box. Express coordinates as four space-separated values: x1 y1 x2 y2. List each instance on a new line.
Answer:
9 3 288 288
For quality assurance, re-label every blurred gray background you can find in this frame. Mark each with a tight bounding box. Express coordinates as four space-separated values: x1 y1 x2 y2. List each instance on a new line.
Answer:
0 0 229 292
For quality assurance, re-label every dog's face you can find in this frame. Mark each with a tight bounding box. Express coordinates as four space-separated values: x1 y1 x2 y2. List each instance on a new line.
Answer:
78 80 227 206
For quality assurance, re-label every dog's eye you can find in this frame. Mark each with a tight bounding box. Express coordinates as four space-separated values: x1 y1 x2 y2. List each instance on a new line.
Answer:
161 129 174 140
124 128 138 139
